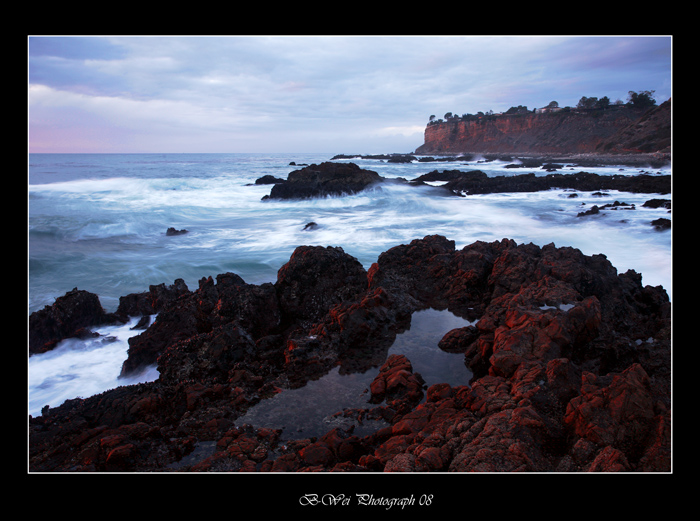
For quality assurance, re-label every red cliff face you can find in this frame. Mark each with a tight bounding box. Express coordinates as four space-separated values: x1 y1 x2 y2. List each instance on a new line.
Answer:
414 107 657 155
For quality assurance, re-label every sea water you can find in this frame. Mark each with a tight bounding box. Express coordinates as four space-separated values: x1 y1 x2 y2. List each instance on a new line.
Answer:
27 153 672 416
234 308 476 440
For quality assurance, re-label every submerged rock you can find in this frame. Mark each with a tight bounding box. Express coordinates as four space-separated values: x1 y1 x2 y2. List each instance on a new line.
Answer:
651 218 671 231
29 235 670 473
166 227 188 236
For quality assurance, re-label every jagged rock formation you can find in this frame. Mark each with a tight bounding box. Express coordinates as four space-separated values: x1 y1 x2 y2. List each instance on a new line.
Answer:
28 288 124 355
29 236 670 472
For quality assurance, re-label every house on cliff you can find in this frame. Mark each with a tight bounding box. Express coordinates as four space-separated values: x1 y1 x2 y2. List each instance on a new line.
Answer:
535 106 565 114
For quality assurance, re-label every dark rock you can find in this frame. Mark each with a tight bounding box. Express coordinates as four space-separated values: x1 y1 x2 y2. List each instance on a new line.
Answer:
367 234 458 310
415 169 487 184
266 162 383 200
386 155 416 163
437 325 480 353
331 153 419 162
29 288 124 355
577 205 600 217
651 218 671 231
119 273 279 377
600 201 635 210
29 236 670 473
302 222 318 231
424 170 670 196
642 198 671 209
542 163 564 171
274 245 367 329
254 175 286 185
166 227 188 236
117 279 189 318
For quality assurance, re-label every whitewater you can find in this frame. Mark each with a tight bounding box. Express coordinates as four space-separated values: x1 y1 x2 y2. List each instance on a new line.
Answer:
27 152 672 417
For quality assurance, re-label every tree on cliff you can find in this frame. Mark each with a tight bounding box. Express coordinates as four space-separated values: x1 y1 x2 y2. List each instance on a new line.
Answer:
596 96 610 109
505 105 529 115
577 96 598 109
627 90 656 108
577 95 614 110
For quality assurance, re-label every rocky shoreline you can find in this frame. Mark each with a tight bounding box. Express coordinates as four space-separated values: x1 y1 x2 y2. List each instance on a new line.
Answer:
28 233 671 472
255 161 671 233
331 152 671 169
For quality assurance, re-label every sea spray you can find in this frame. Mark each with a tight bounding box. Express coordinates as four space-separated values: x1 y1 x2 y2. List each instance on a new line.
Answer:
27 316 158 416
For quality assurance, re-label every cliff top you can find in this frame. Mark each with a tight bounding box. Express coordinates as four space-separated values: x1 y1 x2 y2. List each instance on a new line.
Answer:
415 99 671 158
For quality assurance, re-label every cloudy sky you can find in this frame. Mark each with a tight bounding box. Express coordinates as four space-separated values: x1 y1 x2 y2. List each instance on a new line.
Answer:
27 35 672 154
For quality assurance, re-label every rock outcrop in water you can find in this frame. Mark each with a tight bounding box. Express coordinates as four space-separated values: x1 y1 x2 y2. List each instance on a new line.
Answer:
261 161 384 200
257 160 671 209
28 236 670 472
28 288 125 355
414 169 671 196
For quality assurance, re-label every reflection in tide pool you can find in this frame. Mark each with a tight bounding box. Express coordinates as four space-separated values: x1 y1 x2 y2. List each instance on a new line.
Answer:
235 308 475 440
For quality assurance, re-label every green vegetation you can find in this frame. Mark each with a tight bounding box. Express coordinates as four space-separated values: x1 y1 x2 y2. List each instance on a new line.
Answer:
626 90 657 109
427 90 657 125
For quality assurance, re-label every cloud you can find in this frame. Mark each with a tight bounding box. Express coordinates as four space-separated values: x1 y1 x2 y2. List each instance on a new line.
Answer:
27 35 672 153
372 125 426 138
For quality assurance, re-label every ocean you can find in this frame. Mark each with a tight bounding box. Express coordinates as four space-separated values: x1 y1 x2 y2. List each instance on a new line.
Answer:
27 152 672 419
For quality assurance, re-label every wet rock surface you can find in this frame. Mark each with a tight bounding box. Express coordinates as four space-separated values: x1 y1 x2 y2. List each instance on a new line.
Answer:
415 169 671 196
29 288 126 355
261 162 384 200
28 235 671 472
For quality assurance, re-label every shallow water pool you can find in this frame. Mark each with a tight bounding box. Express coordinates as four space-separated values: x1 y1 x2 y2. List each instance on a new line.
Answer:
234 308 475 440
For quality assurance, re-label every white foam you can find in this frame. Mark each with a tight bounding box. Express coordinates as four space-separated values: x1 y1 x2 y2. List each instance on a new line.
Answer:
28 316 159 416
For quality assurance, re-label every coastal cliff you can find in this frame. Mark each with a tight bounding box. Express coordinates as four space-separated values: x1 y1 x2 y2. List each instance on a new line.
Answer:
415 100 671 156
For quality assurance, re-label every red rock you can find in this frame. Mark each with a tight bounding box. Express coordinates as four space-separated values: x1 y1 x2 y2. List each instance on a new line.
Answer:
299 442 335 467
28 236 671 473
588 446 631 472
374 434 414 466
99 434 126 449
104 443 135 470
564 363 655 448
270 453 301 472
368 354 425 407
449 407 552 472
384 453 416 472
636 412 671 472
415 446 446 471
465 375 513 414
427 383 453 402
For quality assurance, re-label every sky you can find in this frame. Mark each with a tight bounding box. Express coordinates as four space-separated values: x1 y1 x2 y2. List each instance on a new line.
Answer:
27 35 673 154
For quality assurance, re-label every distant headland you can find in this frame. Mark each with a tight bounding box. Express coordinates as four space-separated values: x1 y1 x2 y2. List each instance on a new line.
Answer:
413 92 671 159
